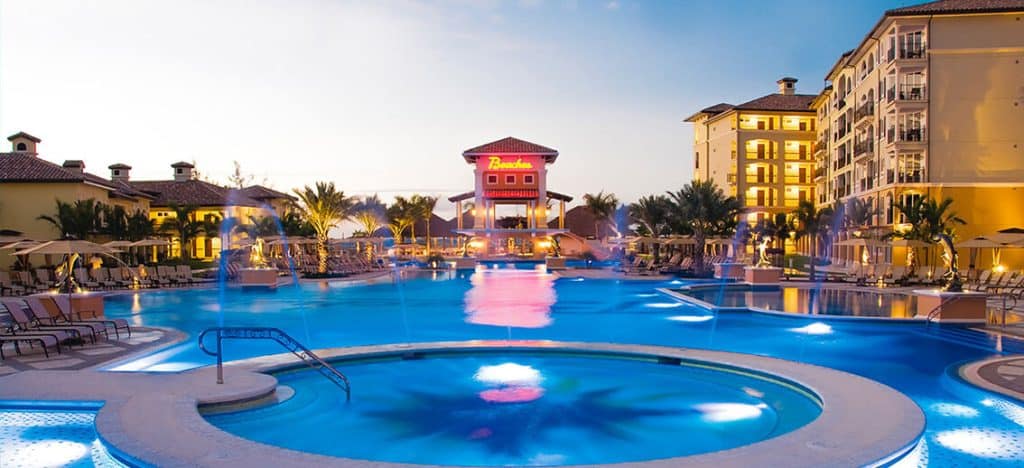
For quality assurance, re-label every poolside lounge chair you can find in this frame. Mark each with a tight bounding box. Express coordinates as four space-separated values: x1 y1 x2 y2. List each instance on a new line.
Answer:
0 312 66 359
883 266 907 286
50 296 131 339
24 296 105 341
2 298 96 344
971 270 992 291
0 272 26 296
175 265 195 285
34 268 58 289
92 268 118 289
74 268 100 289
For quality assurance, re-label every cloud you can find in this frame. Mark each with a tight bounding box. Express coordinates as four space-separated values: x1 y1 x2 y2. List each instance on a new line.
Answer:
605 1 619 10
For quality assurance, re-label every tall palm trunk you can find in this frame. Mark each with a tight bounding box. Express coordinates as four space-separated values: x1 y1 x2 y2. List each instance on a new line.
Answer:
425 222 431 254
694 230 706 275
316 236 328 274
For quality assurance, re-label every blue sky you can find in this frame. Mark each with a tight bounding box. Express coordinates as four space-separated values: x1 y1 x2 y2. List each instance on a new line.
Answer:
0 0 915 221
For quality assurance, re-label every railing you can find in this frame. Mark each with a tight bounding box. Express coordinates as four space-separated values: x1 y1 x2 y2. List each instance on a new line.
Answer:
899 127 926 142
198 327 351 402
814 167 826 178
745 176 776 184
898 84 926 101
926 294 967 323
900 44 926 59
854 141 874 157
854 102 874 122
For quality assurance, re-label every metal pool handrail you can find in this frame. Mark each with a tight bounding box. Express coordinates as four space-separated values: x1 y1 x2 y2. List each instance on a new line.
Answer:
198 327 351 402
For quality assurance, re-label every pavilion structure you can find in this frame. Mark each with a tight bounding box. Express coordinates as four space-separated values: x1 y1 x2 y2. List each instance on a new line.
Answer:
448 137 572 257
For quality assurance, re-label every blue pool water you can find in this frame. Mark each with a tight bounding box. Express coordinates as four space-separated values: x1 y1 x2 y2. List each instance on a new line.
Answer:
0 405 124 468
207 353 821 465
100 269 1024 466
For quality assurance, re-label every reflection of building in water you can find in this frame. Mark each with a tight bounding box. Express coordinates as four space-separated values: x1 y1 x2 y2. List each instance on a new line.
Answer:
464 269 556 328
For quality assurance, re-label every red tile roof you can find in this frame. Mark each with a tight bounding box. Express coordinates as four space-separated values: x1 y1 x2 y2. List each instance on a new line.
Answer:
733 93 817 112
0 153 114 187
130 180 264 208
462 137 559 163
240 184 296 201
7 132 41 143
888 0 1024 15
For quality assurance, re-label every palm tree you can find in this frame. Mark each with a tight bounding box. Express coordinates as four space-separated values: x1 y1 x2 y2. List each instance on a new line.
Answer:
792 200 835 279
844 198 874 235
629 195 670 261
38 199 104 240
101 205 129 240
387 197 417 244
247 215 281 238
411 195 439 253
279 210 314 238
892 196 965 269
292 182 354 273
126 210 155 241
159 204 205 260
583 191 619 240
352 195 386 238
665 180 742 275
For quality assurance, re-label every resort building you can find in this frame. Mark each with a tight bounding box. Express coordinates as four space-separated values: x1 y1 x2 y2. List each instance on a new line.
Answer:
0 133 153 241
685 78 818 227
127 162 295 260
813 0 1024 266
447 137 573 256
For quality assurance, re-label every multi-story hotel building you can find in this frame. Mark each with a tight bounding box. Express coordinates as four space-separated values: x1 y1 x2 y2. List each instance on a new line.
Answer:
814 0 1024 264
685 78 818 225
690 0 1024 265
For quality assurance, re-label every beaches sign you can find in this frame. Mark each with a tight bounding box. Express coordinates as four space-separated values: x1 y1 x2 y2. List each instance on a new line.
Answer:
487 156 534 170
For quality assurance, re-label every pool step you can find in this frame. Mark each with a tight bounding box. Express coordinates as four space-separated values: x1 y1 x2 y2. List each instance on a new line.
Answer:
917 324 1024 354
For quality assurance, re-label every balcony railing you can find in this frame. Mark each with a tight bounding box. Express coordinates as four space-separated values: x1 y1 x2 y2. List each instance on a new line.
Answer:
854 141 874 157
900 44 926 59
784 176 812 185
897 171 923 183
835 98 847 110
900 127 926 142
854 102 874 122
745 176 776 184
898 84 926 101
814 167 826 179
726 174 737 185
814 138 827 153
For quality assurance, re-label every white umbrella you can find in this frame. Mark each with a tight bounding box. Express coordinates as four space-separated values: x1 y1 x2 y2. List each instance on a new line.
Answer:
14 239 115 256
0 240 41 250
103 240 135 248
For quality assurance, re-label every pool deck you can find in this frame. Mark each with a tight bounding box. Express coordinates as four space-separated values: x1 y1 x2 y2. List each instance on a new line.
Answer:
0 326 183 375
961 355 1024 403
0 340 925 467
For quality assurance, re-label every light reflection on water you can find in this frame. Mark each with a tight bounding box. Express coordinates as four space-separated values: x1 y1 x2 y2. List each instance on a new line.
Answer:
464 269 556 328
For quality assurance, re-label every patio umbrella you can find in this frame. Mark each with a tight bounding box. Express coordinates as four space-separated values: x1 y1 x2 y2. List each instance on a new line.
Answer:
130 238 170 263
14 239 119 316
103 240 135 248
891 239 931 248
0 240 41 250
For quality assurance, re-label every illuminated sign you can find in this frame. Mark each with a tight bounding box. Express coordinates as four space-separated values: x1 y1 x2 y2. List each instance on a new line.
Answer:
487 156 534 170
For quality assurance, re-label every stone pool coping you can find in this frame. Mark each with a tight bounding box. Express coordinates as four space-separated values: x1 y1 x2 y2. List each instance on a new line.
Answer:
0 340 923 467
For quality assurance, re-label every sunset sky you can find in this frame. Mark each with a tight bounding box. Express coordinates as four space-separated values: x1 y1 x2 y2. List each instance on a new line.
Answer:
0 0 913 222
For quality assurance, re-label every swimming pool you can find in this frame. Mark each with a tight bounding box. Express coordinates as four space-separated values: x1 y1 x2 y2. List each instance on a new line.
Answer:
0 404 124 468
98 269 1024 466
680 284 918 318
207 351 821 465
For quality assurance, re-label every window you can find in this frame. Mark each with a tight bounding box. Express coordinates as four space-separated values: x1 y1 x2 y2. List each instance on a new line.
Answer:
176 168 183 174
524 174 535 184
15 142 27 151
505 174 515 184
486 174 498 185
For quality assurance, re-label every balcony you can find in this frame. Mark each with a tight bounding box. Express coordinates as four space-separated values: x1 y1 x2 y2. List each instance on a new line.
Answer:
726 174 737 185
900 127 926 143
854 102 874 124
814 167 826 179
853 141 874 158
745 175 777 184
897 170 923 184
898 84 927 101
784 176 812 185
814 138 827 154
899 44 926 60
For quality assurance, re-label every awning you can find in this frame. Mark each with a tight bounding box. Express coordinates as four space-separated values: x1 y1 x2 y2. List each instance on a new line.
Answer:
484 189 539 199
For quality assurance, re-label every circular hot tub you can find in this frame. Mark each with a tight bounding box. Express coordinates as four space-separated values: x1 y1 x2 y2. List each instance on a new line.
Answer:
206 347 826 466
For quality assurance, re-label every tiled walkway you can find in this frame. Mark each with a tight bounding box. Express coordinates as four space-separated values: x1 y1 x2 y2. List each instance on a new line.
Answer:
976 357 1024 397
0 327 183 375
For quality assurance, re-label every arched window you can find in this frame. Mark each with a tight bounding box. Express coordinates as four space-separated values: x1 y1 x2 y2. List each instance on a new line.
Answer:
15 142 27 151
